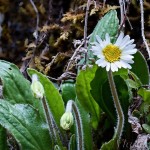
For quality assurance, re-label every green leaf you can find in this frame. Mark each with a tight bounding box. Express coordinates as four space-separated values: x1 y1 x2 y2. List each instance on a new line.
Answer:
91 67 130 124
142 124 150 134
0 126 8 150
129 71 142 88
54 145 67 150
0 60 37 105
100 138 118 150
146 114 150 125
126 79 139 89
90 67 133 147
76 65 101 129
89 9 119 59
90 67 109 114
68 134 76 150
131 51 149 85
0 60 45 120
140 102 150 114
138 87 150 102
78 10 119 66
0 100 51 150
89 10 119 43
61 80 76 104
27 68 65 127
103 76 130 123
54 145 61 150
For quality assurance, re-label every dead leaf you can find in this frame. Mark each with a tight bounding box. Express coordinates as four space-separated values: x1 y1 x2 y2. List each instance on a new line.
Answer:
130 134 150 150
128 108 142 134
26 43 36 48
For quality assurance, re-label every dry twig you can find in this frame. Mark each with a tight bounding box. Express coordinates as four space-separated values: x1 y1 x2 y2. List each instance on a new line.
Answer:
66 0 91 71
21 0 40 73
119 0 125 31
66 40 85 71
140 0 150 58
29 0 39 41
84 0 91 63
119 0 132 32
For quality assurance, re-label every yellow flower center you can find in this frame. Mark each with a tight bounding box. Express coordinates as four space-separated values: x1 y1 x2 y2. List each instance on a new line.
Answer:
102 44 121 62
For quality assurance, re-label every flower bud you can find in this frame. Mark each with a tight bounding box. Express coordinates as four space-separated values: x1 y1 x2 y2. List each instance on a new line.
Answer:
31 80 44 99
60 112 74 130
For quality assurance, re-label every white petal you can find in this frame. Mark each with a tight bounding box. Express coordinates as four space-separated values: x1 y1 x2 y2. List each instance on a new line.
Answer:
95 37 106 49
101 60 108 67
106 63 111 71
121 55 134 60
120 39 134 49
114 61 122 68
123 44 136 50
102 40 109 48
96 59 107 67
96 35 102 43
91 45 101 51
119 60 127 68
115 32 124 46
123 59 134 64
122 49 137 55
119 35 130 47
92 49 100 56
119 60 132 69
98 55 105 59
111 63 118 72
96 59 103 65
93 42 99 47
90 42 97 45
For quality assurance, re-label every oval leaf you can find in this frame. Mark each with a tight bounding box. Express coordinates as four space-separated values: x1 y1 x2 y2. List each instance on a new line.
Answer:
131 51 149 85
0 100 51 150
100 138 117 150
76 65 101 129
0 126 8 150
0 60 37 105
61 80 76 104
78 10 119 66
142 124 150 134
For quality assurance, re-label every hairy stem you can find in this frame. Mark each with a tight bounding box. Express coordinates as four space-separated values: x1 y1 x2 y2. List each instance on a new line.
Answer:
66 100 84 150
41 97 55 145
42 97 67 146
107 71 124 147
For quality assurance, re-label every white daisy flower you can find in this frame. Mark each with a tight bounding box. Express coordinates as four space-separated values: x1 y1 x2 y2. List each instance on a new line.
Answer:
91 32 137 72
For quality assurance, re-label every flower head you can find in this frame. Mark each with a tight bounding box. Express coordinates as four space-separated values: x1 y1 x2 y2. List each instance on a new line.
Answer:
31 74 44 99
91 32 137 72
60 112 74 130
